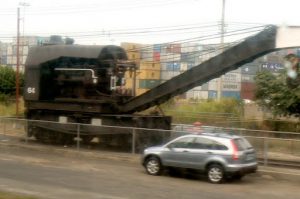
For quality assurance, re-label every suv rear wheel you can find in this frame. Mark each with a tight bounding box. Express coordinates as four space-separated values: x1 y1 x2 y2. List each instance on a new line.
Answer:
145 156 163 176
207 164 225 183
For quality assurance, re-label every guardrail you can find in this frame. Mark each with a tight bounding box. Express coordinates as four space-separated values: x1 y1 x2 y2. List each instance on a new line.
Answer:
0 117 299 168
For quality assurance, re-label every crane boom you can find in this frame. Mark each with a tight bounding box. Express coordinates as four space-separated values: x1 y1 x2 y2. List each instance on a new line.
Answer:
120 25 300 113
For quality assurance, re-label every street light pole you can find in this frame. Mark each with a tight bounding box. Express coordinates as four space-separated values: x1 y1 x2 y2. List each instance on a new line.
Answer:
19 2 30 42
16 7 20 116
221 0 225 47
217 0 226 100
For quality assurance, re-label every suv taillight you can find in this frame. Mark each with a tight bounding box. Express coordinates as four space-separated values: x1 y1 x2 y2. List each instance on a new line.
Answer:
231 140 239 160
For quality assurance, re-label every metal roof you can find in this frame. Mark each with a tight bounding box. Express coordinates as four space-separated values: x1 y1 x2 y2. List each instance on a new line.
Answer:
25 44 127 68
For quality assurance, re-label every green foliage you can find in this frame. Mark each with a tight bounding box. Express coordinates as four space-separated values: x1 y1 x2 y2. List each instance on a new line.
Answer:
0 65 24 103
262 120 300 132
255 71 300 117
0 93 10 104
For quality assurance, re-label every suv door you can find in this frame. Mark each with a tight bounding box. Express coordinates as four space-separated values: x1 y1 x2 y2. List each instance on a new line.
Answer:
187 137 228 170
161 137 195 168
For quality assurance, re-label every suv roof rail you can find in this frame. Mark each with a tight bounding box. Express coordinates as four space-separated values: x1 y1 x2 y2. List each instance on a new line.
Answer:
201 132 237 138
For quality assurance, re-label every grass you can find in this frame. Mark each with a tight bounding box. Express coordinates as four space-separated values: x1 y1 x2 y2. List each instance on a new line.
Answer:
0 192 37 199
160 98 243 126
0 99 24 116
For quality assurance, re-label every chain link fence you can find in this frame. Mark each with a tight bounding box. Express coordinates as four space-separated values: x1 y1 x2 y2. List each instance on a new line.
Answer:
0 117 299 167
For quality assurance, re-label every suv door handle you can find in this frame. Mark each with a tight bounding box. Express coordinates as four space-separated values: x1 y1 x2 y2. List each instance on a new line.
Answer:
183 150 189 152
206 151 213 154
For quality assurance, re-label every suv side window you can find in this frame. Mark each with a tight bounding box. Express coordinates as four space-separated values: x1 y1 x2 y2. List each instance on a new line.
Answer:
168 137 195 148
192 137 228 150
214 141 228 150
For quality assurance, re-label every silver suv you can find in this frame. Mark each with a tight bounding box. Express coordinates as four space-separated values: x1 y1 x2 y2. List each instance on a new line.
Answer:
142 133 257 183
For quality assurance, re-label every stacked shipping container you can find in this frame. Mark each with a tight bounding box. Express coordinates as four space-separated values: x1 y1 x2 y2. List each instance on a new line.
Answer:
121 42 297 99
122 42 162 96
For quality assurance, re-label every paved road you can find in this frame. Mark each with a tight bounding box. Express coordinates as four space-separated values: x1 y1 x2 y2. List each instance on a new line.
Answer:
0 142 299 199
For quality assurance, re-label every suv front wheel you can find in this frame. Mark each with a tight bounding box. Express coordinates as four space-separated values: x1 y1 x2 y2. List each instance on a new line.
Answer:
145 156 163 176
207 164 225 183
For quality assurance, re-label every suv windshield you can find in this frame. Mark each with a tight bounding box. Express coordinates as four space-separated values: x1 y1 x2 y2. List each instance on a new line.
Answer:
233 138 253 151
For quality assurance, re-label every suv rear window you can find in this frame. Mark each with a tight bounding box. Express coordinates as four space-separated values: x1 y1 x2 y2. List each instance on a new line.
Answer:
233 138 252 151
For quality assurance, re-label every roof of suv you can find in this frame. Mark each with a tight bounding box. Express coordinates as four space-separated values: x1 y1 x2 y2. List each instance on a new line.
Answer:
201 132 241 139
181 132 241 140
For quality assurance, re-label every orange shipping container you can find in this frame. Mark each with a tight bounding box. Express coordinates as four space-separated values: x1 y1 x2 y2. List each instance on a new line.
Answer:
241 82 256 100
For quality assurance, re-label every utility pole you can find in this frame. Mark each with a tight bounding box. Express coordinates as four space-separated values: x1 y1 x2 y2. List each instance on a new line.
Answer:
16 7 20 116
217 0 226 100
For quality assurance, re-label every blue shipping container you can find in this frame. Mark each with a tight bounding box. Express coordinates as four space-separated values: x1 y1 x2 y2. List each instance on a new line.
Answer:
222 91 241 99
181 52 197 62
208 90 217 99
261 62 284 72
166 62 180 71
297 49 300 56
153 44 161 52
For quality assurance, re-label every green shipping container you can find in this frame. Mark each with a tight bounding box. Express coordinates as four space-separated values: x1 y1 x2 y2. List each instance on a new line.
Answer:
139 79 161 89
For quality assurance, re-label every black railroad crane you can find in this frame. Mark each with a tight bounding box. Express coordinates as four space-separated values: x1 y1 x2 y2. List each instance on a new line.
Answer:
24 26 300 150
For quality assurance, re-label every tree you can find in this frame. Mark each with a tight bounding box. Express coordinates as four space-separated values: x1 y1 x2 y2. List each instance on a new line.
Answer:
0 65 24 99
255 70 300 117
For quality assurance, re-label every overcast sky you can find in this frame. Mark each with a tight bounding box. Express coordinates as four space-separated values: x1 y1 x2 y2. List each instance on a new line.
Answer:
0 0 299 44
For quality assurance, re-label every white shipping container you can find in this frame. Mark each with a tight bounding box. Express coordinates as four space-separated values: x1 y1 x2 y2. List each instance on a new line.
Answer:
241 74 255 82
189 91 209 99
160 71 180 81
160 45 168 54
209 76 241 91
209 81 241 91
192 86 202 90
6 46 12 55
208 80 218 90
142 44 153 52
6 56 12 64
160 52 180 62
180 62 188 71
21 56 27 65
222 83 241 91
181 43 198 53
141 52 153 61
198 91 209 99
222 72 241 83
186 91 194 99
161 63 168 71
23 46 29 55
12 56 17 65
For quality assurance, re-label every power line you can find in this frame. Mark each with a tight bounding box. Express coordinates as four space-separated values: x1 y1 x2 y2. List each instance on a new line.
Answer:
0 0 192 15
121 26 267 61
0 22 221 37
0 22 266 43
